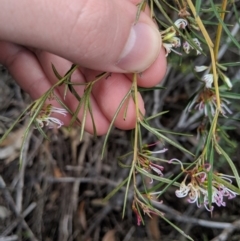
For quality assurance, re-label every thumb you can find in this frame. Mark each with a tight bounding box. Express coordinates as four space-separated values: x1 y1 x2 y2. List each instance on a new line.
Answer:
0 0 161 73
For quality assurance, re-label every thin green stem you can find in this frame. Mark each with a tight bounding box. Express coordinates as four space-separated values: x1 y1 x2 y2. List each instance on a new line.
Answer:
122 74 140 218
214 0 228 60
132 73 139 186
150 0 154 19
185 0 214 47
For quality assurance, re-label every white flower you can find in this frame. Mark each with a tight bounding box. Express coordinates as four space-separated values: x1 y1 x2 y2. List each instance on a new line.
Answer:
163 42 182 56
174 18 188 29
163 43 173 56
167 37 181 48
194 66 209 72
219 98 233 117
183 41 191 54
196 96 232 117
50 106 68 116
150 148 168 154
176 180 190 198
187 183 199 204
183 38 202 55
192 38 202 55
220 72 233 90
223 75 233 90
42 117 65 129
175 167 238 212
202 74 213 88
35 104 68 129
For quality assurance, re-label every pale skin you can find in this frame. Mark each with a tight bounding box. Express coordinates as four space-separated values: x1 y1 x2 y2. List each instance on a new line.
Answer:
0 0 167 135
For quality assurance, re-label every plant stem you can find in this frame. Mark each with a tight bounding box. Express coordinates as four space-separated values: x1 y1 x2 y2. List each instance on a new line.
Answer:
122 74 140 218
186 0 220 120
214 0 228 60
132 73 140 185
185 0 214 47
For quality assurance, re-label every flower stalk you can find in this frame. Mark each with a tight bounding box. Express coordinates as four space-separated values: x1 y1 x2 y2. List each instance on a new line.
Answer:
213 0 228 60
186 0 220 115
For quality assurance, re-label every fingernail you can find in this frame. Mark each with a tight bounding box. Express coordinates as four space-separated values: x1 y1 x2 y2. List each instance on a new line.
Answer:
117 23 161 73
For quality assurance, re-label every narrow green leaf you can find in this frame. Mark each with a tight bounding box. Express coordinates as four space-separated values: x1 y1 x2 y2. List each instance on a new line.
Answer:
68 84 82 102
51 63 62 80
104 177 128 201
34 121 50 140
135 166 180 187
154 128 193 137
145 111 169 121
87 96 97 137
221 62 240 67
207 143 214 211
195 0 202 16
160 215 194 241
204 111 218 159
122 160 135 219
101 88 132 159
138 86 166 92
140 121 194 156
220 92 240 100
80 88 91 141
213 174 240 195
118 159 131 168
209 0 240 50
135 0 147 23
214 143 240 190
19 127 32 168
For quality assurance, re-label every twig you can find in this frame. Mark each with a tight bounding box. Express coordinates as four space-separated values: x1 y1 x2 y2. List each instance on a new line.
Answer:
0 236 19 241
152 200 233 229
46 176 127 190
1 203 37 237
0 176 38 241
122 226 136 241
16 128 32 213
211 219 240 241
83 205 113 240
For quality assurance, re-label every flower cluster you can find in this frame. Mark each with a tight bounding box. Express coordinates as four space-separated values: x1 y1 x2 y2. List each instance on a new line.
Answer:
129 145 167 226
188 65 232 117
189 88 232 117
138 147 168 177
33 104 68 128
195 64 232 90
161 18 202 56
175 164 238 211
183 38 202 55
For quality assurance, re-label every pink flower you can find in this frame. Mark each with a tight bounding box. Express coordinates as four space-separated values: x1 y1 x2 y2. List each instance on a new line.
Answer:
174 164 238 211
188 89 232 117
34 104 68 128
149 163 164 176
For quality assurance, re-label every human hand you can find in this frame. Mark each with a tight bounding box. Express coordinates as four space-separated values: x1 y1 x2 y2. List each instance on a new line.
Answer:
0 0 167 135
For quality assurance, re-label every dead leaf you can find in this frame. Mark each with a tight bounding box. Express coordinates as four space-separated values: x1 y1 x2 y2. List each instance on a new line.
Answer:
0 127 26 163
147 215 161 240
78 201 87 231
102 229 116 241
53 166 63 178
